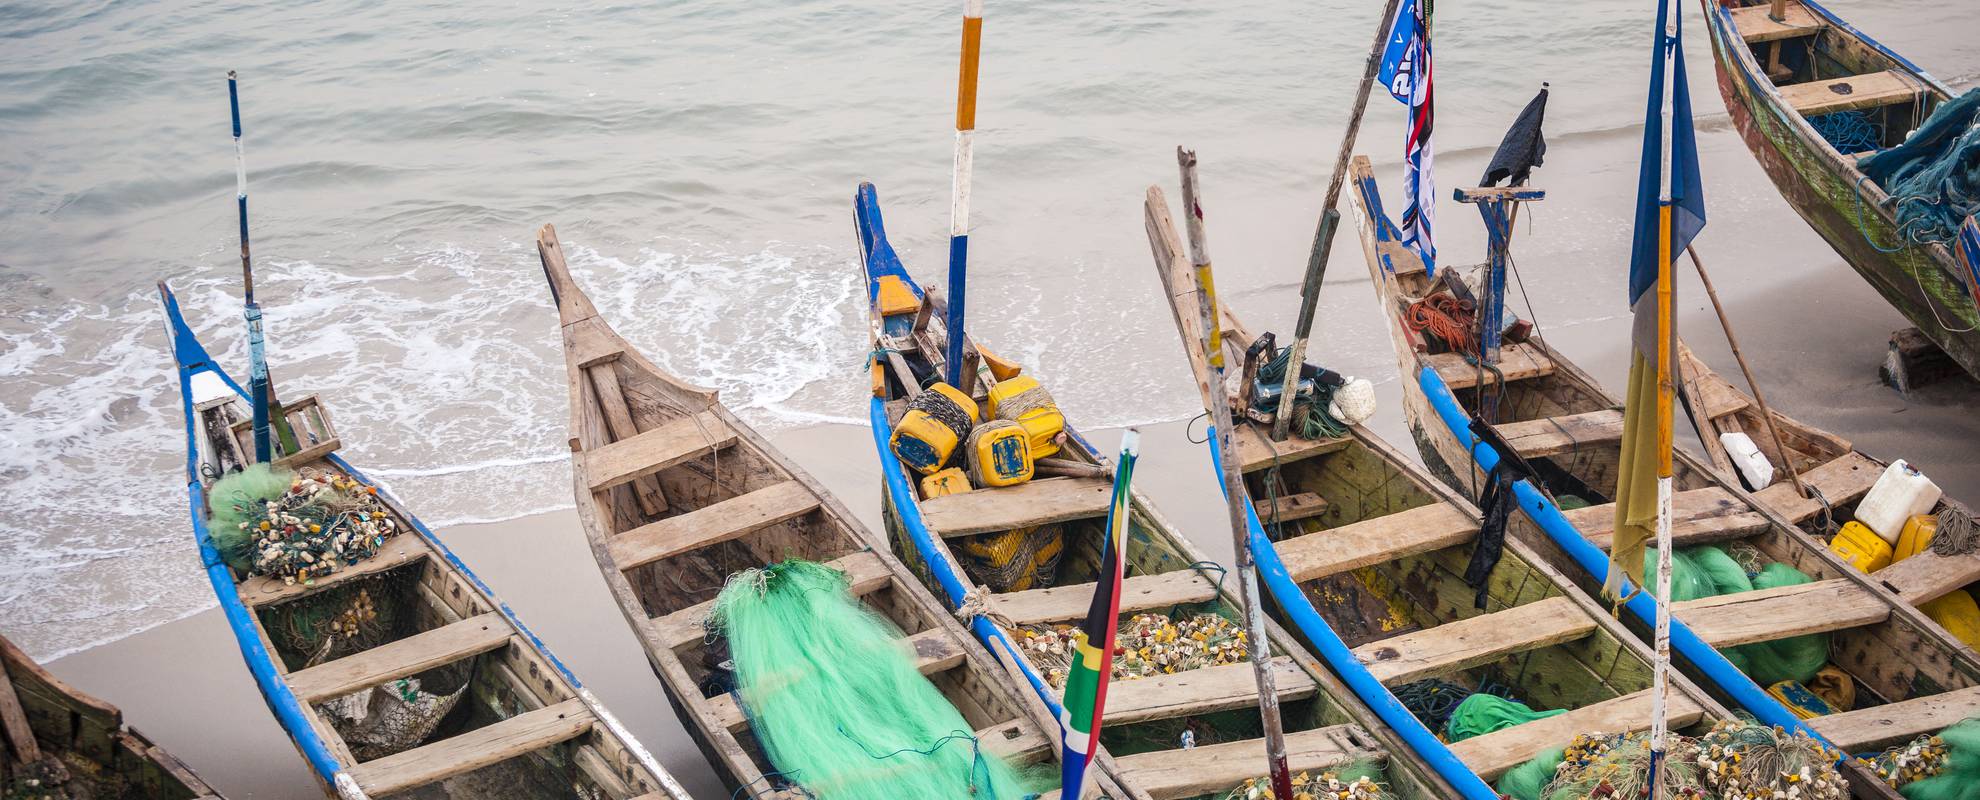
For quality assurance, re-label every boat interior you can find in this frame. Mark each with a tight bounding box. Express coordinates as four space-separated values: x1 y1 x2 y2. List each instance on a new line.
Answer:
1348 156 1980 757
538 225 1068 798
191 393 664 799
1716 0 1945 154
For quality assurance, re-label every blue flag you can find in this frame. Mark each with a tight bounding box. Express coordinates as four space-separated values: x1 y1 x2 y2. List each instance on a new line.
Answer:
1627 0 1705 311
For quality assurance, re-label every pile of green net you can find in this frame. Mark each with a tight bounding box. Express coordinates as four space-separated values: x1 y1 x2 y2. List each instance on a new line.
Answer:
1446 694 1565 742
1646 545 1828 685
711 560 1039 800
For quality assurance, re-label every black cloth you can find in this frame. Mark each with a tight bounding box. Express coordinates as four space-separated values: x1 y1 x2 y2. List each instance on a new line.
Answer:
1481 84 1549 187
1466 464 1514 609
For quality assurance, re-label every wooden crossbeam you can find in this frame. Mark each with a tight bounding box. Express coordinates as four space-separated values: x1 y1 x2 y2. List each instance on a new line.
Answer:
1731 2 1822 43
1565 487 1771 551
1449 689 1706 780
1254 492 1331 525
1494 410 1624 459
1355 596 1597 685
586 364 669 516
650 550 892 650
1752 451 1881 523
1108 725 1382 800
285 613 512 703
1674 578 1890 647
582 411 735 493
1236 427 1351 473
608 480 819 571
974 718 1052 762
1275 503 1477 583
1427 343 1554 390
240 533 428 608
1781 70 1924 117
1101 658 1317 726
1872 549 1980 607
990 571 1218 626
920 476 1113 538
345 699 593 796
1810 683 1980 752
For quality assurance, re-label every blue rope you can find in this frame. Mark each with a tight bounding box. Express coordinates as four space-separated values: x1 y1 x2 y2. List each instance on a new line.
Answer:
1809 110 1883 154
1851 175 1910 254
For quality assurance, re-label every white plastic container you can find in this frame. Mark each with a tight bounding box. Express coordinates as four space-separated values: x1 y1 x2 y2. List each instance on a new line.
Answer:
1720 432 1775 489
1855 459 1942 544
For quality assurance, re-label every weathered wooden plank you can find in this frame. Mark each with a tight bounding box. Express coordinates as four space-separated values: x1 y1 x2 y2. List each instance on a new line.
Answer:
1752 451 1882 523
707 629 965 730
1873 550 1980 606
582 410 735 493
1428 343 1553 390
975 718 1052 762
607 480 819 571
239 533 428 608
1494 410 1624 459
1674 579 1890 647
587 364 669 516
1450 689 1706 780
286 613 512 703
1254 492 1331 525
1354 596 1597 685
1275 502 1477 583
1237 427 1352 473
991 570 1219 626
1809 684 1980 752
922 477 1112 538
0 660 39 762
1781 70 1924 117
1110 725 1380 800
650 550 893 649
1565 487 1771 551
1730 2 1822 43
345 698 593 796
1101 658 1317 726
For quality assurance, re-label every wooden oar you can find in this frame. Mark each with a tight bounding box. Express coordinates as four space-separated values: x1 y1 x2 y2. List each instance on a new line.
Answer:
1172 148 1296 800
1269 0 1405 441
228 71 299 461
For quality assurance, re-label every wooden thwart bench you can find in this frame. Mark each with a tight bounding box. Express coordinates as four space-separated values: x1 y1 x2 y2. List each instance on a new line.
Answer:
990 570 1219 626
286 613 511 703
1276 503 1478 583
1450 689 1706 780
1495 409 1625 459
1730 2 1822 43
1100 658 1316 726
608 480 819 570
583 410 735 493
1810 683 1980 751
1752 451 1881 523
1781 70 1924 117
921 476 1113 537
1354 596 1597 685
1674 578 1889 647
346 699 595 796
1565 487 1771 551
1109 725 1381 800
1428 343 1554 390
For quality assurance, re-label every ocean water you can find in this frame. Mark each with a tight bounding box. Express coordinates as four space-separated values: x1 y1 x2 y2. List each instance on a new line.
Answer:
2 0 1978 666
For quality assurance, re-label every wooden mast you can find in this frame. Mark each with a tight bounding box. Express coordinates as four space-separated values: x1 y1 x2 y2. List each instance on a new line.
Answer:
228 70 298 461
943 0 985 393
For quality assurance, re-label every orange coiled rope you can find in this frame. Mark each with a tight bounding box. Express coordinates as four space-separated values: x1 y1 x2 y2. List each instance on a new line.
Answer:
1404 293 1477 356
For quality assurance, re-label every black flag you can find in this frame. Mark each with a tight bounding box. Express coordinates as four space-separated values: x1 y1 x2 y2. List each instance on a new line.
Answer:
1481 83 1549 187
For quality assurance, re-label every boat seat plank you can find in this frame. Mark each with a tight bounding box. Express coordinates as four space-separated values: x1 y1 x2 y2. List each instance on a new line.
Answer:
1873 549 1980 606
345 698 593 796
587 364 668 516
707 628 964 731
1449 689 1706 780
975 718 1052 762
1102 657 1317 726
1752 451 1881 523
583 410 736 493
1355 596 1597 685
1254 492 1331 525
1109 725 1382 800
1495 409 1625 459
1276 503 1477 583
608 480 820 571
1566 487 1771 551
923 477 1113 538
286 613 512 703
239 533 429 608
1781 70 1924 117
1731 2 1823 43
1427 343 1554 390
650 550 892 650
1809 684 1980 752
991 571 1219 626
1674 578 1889 647
1236 427 1352 474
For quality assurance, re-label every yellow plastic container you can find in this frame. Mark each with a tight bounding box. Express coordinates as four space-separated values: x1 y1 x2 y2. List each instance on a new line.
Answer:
1893 514 1938 564
1829 520 1894 574
966 420 1033 488
1923 590 1980 650
889 383 979 475
921 467 972 499
987 374 1065 460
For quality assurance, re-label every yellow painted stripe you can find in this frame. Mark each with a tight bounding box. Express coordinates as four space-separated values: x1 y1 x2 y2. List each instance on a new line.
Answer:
956 16 983 131
1196 262 1223 370
1656 204 1673 476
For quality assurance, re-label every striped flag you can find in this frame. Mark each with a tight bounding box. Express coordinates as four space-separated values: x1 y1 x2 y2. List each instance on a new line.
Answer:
1614 0 1705 787
1380 0 1436 270
1059 429 1138 799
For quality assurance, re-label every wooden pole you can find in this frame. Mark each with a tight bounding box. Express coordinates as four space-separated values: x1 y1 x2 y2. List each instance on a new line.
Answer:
228 71 298 461
1173 151 1296 800
1685 246 1810 498
943 0 985 394
1270 0 1407 441
1769 0 1787 22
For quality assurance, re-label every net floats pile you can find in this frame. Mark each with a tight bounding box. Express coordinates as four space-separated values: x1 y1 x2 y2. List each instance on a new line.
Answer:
1019 611 1246 688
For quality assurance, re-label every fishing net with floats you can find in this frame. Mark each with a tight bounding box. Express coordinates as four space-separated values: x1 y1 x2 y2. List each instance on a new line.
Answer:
1692 720 1848 800
1220 761 1389 800
1646 546 1830 686
710 559 1041 800
1873 717 1980 799
207 465 402 583
1541 730 1710 800
1018 611 1247 689
1445 693 1565 743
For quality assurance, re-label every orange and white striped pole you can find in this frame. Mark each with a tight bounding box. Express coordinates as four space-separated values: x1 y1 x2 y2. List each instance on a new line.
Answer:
942 0 984 387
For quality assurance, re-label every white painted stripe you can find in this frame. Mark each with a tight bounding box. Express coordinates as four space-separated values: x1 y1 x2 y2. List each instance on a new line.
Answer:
964 0 983 19
1649 475 1674 757
1058 708 1092 753
950 130 974 235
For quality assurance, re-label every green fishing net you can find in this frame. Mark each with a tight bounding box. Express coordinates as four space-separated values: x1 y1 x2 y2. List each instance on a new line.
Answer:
206 464 297 571
710 559 1040 800
1494 746 1565 800
1644 546 1828 685
1445 693 1565 742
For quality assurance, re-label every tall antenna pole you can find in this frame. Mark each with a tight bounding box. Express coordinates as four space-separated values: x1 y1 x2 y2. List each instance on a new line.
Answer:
1177 148 1297 800
229 71 296 462
1647 0 1679 792
943 0 984 390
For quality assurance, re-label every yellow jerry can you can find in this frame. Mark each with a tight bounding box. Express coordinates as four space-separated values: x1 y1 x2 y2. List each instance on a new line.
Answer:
1830 521 1894 574
987 374 1065 460
1922 590 1980 650
889 382 978 475
966 420 1033 488
920 467 972 499
1893 514 1938 564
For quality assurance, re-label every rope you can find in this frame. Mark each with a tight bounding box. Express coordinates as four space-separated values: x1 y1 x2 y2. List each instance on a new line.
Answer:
1256 345 1351 439
1933 499 1980 556
1809 110 1884 155
1403 293 1477 356
906 385 974 442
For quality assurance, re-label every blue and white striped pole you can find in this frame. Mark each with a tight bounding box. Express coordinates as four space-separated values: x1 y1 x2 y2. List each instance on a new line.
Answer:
943 0 983 387
229 70 286 462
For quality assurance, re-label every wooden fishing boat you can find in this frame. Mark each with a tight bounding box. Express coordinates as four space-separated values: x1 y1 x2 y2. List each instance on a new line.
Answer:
534 223 1111 799
1140 186 1732 796
1347 156 1980 763
1 632 221 799
857 182 1459 800
1699 0 1980 377
163 282 688 800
